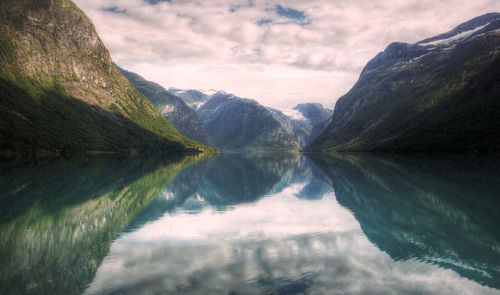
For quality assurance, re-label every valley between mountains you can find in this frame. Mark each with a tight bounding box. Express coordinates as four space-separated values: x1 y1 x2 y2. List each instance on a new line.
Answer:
0 0 499 155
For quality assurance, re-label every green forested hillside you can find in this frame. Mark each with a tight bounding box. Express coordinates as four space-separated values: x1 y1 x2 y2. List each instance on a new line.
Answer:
0 0 208 156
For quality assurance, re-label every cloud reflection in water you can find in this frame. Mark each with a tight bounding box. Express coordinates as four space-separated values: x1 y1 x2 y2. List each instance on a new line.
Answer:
85 153 500 295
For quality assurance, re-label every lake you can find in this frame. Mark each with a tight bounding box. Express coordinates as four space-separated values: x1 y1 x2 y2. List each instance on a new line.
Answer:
0 153 499 295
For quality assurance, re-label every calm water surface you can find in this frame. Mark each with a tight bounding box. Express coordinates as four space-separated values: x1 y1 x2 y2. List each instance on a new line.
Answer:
0 153 499 295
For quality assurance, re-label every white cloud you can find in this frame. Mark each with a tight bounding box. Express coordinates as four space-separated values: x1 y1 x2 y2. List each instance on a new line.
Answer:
74 0 500 109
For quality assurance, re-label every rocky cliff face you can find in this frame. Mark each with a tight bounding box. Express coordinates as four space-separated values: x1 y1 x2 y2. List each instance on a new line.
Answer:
198 92 300 150
0 0 206 155
121 69 210 144
309 13 500 152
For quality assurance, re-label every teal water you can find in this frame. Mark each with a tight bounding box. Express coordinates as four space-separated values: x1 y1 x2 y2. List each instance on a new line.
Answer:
0 153 499 295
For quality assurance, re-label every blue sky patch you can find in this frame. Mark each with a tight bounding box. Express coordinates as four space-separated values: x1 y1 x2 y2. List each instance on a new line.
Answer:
257 5 310 26
275 5 309 24
144 0 171 4
257 18 273 26
103 6 127 14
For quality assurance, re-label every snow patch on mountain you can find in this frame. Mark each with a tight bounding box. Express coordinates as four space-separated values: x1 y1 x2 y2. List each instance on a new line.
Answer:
419 23 490 47
282 109 308 122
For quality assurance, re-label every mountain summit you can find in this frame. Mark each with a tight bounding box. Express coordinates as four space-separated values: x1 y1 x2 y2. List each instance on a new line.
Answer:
308 13 500 152
416 12 500 47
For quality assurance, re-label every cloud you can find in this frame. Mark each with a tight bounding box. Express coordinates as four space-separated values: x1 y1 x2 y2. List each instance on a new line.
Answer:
74 0 500 109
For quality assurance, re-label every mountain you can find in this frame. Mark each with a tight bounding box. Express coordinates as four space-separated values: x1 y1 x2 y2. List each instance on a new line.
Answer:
293 103 332 127
267 108 311 147
197 91 300 150
268 103 332 147
0 0 207 156
168 88 210 110
309 117 332 146
309 13 500 152
121 69 209 144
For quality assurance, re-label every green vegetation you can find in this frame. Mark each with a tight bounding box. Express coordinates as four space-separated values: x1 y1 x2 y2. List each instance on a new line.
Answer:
0 75 195 155
0 0 211 156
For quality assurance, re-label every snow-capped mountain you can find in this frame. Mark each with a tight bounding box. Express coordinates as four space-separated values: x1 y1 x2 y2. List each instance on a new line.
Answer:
168 88 214 110
269 103 333 147
309 12 500 152
417 13 500 47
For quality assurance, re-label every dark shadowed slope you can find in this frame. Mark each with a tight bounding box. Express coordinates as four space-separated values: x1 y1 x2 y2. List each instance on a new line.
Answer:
121 69 210 144
309 13 500 152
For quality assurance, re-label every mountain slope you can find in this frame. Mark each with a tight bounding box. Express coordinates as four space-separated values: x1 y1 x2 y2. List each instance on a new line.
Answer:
198 92 300 150
121 69 209 144
309 13 500 152
267 108 310 147
293 103 332 145
268 103 332 147
0 0 206 155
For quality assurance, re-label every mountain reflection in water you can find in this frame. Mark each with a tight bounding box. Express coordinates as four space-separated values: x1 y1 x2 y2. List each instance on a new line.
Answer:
0 153 499 295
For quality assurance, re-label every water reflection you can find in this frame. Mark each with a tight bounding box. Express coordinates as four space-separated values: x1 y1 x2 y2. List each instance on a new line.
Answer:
0 155 201 295
1 153 499 295
88 153 499 295
311 153 500 289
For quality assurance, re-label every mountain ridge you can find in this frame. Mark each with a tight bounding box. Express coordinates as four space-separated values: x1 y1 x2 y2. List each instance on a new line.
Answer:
121 69 210 144
308 12 500 152
197 91 300 150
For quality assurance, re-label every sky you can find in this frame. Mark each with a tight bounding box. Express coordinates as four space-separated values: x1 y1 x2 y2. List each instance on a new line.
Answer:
74 0 500 110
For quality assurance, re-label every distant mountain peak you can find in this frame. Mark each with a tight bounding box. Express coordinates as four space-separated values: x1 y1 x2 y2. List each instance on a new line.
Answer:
197 92 300 150
212 90 230 97
293 102 323 108
292 103 332 126
167 88 210 110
